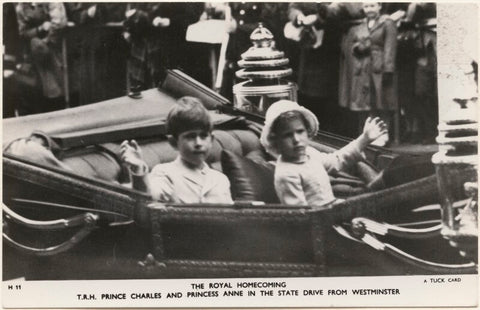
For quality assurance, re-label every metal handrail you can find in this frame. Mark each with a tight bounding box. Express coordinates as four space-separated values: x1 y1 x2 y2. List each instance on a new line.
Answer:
336 219 477 273
3 212 98 256
3 205 99 230
352 217 442 239
359 233 477 273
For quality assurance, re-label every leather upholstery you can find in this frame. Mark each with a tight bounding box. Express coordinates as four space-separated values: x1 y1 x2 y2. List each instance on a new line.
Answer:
221 149 279 203
6 120 381 200
61 148 121 182
59 128 262 183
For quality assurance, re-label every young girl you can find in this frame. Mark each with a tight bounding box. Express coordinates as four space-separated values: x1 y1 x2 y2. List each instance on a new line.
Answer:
260 100 387 208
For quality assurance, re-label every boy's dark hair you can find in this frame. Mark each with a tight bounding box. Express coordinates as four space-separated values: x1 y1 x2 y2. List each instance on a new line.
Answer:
166 96 212 138
271 110 313 137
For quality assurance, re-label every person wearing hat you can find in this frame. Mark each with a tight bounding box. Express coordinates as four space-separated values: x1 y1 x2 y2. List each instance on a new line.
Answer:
260 100 387 208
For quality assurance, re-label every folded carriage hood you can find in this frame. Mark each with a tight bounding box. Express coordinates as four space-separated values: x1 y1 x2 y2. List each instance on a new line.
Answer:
3 89 177 147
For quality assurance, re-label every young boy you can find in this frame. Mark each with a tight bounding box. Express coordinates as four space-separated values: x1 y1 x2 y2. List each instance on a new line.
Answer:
260 100 387 208
120 96 233 204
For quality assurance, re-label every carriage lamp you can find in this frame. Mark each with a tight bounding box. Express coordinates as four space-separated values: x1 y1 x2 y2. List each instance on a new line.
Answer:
432 97 478 261
233 23 297 115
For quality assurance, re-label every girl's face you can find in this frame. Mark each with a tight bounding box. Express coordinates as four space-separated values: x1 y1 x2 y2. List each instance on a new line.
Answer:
274 118 309 163
363 2 381 19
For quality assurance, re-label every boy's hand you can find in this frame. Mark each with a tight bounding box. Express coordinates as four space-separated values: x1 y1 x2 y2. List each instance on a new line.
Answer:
362 117 388 144
120 140 147 174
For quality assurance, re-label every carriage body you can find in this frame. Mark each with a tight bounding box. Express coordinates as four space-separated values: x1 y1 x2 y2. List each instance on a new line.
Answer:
3 70 476 280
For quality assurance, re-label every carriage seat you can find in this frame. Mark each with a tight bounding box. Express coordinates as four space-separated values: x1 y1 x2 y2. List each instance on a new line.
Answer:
4 117 380 203
62 127 264 183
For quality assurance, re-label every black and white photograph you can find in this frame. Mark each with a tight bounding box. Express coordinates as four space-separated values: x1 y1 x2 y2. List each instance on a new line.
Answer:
1 1 478 308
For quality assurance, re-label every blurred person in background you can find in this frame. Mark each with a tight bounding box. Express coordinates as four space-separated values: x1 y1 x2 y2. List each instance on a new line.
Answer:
399 3 437 144
286 3 345 134
65 3 128 106
3 3 21 118
15 3 68 113
123 3 203 96
347 2 398 146
318 2 366 137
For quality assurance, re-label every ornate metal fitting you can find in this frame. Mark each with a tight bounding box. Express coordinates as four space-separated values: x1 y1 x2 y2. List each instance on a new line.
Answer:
238 24 290 76
351 218 367 238
138 253 167 271
233 24 297 115
84 213 99 226
432 93 478 261
250 23 274 48
464 182 478 199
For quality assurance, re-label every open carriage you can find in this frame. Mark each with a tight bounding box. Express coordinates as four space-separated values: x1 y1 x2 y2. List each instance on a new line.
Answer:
2 69 477 280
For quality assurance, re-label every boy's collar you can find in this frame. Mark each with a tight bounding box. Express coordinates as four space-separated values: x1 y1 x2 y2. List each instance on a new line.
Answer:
174 157 220 193
175 156 209 173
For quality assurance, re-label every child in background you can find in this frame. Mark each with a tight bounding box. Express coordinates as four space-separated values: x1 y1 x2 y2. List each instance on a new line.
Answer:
120 96 233 204
260 100 387 208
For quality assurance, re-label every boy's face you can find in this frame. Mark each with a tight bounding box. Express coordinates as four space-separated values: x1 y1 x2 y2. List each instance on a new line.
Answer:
275 118 309 162
174 129 213 169
363 2 381 19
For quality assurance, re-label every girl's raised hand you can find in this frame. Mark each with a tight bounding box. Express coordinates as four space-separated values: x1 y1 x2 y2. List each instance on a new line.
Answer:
362 117 388 144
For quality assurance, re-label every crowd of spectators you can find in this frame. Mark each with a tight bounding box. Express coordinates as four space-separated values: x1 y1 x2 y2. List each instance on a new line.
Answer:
3 2 438 144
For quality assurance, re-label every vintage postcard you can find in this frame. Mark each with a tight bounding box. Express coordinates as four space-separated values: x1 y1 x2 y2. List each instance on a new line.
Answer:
2 1 478 308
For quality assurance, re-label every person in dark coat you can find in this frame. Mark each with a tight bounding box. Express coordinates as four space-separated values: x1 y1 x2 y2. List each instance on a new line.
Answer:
15 3 68 113
285 3 365 136
65 3 128 105
66 3 126 26
329 3 365 137
123 3 203 92
400 3 438 143
3 3 21 117
287 3 358 134
348 2 398 145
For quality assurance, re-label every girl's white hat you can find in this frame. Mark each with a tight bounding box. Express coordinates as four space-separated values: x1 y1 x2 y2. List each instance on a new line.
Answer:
260 100 319 157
